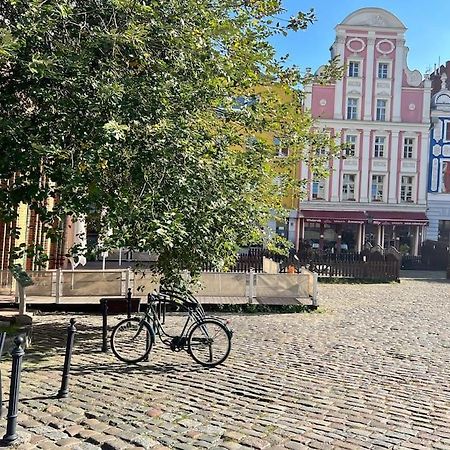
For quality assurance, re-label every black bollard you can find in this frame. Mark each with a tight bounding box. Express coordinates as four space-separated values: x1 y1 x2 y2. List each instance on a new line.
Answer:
2 336 25 445
100 299 108 352
57 318 77 399
127 288 132 319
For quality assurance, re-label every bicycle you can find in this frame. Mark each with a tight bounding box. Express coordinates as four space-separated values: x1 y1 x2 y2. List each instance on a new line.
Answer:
110 289 233 367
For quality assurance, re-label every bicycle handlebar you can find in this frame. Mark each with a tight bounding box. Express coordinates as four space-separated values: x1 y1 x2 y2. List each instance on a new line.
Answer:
148 291 199 309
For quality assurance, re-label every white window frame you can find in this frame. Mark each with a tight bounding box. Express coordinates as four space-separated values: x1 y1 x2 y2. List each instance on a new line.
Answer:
274 136 288 157
311 179 326 200
371 174 385 202
376 99 388 121
403 137 415 159
374 136 386 158
348 61 360 78
347 98 358 120
445 121 450 141
317 149 328 157
345 134 358 157
400 176 414 202
342 174 357 201
377 62 389 79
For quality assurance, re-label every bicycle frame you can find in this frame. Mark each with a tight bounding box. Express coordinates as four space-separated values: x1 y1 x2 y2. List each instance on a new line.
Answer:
110 288 233 367
138 291 208 349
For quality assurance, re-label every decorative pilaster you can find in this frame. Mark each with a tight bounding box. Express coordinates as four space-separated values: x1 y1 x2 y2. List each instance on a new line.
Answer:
360 130 371 202
333 32 346 120
422 76 432 124
392 36 405 122
330 158 340 202
304 83 312 111
363 33 376 121
417 132 429 205
388 131 400 202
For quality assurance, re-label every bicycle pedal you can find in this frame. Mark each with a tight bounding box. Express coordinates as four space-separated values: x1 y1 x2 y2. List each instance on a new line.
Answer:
170 336 187 351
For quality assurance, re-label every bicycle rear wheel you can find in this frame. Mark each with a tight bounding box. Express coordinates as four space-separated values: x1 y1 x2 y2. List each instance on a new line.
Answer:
188 319 231 367
110 318 154 364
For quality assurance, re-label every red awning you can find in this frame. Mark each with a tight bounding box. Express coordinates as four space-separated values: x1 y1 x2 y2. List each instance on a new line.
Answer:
367 211 428 226
300 210 366 224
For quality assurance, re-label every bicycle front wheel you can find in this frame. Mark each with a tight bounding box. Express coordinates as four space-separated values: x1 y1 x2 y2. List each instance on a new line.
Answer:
188 319 231 367
110 318 154 364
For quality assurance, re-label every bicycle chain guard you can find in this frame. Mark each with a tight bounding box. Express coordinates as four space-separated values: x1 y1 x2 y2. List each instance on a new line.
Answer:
170 336 187 352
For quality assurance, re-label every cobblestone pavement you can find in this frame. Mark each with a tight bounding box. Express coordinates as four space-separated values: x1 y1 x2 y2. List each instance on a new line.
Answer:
0 278 449 449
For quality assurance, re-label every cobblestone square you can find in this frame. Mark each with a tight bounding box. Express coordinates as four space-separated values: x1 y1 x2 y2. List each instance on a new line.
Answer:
0 277 449 449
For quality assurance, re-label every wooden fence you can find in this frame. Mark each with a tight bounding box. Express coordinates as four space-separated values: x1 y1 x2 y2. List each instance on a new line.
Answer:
308 260 400 281
204 249 401 281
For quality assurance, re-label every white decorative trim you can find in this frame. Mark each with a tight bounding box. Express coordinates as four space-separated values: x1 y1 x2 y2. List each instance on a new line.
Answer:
377 82 391 88
406 70 422 87
314 118 430 131
376 39 395 55
340 8 406 30
346 38 366 53
436 93 450 104
402 47 423 87
391 38 404 122
388 132 400 202
432 91 450 111
417 134 429 204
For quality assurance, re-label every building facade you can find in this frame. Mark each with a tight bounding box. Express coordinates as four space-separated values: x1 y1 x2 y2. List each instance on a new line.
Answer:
298 7 431 255
428 67 450 245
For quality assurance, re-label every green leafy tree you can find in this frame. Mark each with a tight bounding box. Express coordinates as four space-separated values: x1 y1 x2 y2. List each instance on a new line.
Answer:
0 0 341 283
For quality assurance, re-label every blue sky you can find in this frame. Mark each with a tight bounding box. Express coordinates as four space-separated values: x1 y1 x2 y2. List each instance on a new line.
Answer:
270 1 450 75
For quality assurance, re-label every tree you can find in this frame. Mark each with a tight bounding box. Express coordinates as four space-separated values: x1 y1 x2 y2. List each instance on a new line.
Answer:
0 0 341 283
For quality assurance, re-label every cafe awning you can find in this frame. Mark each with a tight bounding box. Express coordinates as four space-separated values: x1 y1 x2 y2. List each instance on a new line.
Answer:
300 210 366 224
300 210 428 226
367 211 428 226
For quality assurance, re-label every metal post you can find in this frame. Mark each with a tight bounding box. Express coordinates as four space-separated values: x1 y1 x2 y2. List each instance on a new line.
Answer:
127 288 132 319
17 284 26 315
101 300 108 352
55 268 62 304
124 267 132 296
248 269 255 304
2 336 25 445
312 273 318 307
0 332 9 419
57 318 77 398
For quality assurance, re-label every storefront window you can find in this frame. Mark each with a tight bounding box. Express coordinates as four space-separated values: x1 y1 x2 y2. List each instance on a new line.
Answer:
438 220 450 245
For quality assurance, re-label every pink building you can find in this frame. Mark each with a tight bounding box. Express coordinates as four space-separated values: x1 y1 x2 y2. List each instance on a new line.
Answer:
299 8 431 255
